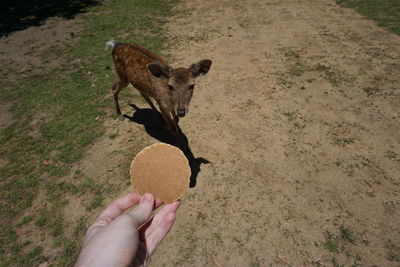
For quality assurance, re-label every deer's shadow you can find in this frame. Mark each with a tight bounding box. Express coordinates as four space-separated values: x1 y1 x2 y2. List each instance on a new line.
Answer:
124 104 210 188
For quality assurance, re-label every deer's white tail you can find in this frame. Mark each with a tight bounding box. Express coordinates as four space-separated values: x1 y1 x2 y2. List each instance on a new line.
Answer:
105 39 117 50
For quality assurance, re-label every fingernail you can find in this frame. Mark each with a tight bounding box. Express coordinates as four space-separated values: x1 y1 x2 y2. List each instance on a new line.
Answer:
141 193 153 204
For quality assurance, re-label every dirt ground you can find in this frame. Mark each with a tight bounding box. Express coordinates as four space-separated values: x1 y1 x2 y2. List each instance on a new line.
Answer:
147 0 400 265
2 0 400 265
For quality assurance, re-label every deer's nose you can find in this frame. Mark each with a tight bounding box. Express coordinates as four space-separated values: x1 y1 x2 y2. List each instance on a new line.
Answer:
177 109 186 117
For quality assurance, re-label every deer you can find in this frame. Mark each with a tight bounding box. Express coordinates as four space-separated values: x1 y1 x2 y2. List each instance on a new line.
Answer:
106 40 212 142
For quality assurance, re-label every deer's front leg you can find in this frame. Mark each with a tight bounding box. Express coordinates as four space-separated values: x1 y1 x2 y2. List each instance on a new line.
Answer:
156 99 183 146
171 110 179 125
141 93 158 111
158 105 176 134
141 93 164 123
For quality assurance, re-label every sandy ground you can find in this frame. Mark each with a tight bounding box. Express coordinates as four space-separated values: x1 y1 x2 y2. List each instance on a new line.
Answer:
1 0 400 266
145 0 400 266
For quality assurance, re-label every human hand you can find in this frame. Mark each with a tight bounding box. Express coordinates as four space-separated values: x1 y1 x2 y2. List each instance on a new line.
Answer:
75 193 180 267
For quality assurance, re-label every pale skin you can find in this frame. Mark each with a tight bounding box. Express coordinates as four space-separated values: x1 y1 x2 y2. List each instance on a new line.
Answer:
75 193 180 267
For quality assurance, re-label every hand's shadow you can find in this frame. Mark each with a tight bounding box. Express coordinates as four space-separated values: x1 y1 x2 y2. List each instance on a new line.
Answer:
124 104 210 188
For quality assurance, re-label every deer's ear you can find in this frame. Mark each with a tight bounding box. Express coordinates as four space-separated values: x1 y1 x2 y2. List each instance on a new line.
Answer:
147 63 170 79
190 59 212 77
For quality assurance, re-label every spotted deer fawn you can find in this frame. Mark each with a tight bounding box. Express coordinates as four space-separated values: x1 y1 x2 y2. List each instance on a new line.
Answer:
106 40 212 138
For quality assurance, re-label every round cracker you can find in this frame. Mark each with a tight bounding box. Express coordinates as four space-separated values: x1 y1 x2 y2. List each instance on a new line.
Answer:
130 143 191 203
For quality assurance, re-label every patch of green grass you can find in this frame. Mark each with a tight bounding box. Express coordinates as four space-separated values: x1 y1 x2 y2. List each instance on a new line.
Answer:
362 86 379 96
386 240 400 262
46 181 79 202
314 64 349 86
284 50 306 77
315 63 330 72
331 257 343 267
17 216 33 227
244 99 256 110
385 150 398 160
387 252 400 262
35 211 48 228
0 0 177 265
325 232 341 253
87 194 105 211
284 50 301 59
324 226 357 254
54 237 80 266
352 255 362 266
340 225 356 244
283 112 308 130
0 226 46 266
109 133 119 140
51 217 64 237
277 74 294 88
73 216 89 238
332 136 355 146
289 61 306 77
337 0 400 35
283 112 296 121
213 233 223 245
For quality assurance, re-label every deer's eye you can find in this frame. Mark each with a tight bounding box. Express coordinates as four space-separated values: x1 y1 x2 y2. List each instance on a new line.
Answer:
188 84 195 90
168 85 174 91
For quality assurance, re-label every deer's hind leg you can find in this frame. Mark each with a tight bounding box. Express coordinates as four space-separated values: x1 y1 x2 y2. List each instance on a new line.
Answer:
111 60 129 119
112 78 129 120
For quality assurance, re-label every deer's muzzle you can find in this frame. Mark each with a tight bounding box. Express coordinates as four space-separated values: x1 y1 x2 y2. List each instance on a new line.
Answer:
177 109 186 117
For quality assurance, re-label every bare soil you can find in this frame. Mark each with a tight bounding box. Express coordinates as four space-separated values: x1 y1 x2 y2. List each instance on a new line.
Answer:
1 0 400 266
0 16 82 80
146 0 400 265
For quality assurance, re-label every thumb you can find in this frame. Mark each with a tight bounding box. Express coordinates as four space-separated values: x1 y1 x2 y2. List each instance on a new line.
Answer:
127 193 154 227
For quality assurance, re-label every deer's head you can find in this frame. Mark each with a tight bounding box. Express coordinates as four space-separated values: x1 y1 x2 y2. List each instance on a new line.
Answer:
148 59 212 117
